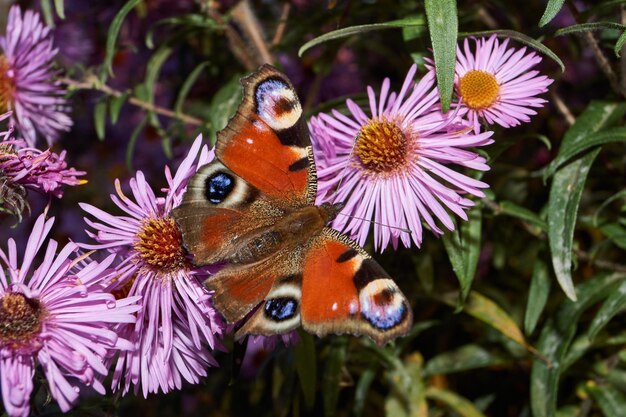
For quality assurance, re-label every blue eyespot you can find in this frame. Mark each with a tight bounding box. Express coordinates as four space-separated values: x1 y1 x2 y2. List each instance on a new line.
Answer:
264 298 297 322
205 173 235 204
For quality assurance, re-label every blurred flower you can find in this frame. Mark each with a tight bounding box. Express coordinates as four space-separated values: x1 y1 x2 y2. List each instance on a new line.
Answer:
0 6 72 146
0 111 84 220
447 35 553 133
79 135 224 397
310 65 493 251
0 213 139 417
239 333 299 379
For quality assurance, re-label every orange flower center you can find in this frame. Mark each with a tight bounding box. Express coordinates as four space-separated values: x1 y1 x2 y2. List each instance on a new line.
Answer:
458 70 500 110
354 117 409 174
0 55 15 112
134 216 187 272
0 293 44 345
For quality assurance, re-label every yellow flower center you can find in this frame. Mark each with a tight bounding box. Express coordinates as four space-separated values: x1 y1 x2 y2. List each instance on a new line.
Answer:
354 117 409 173
458 70 500 110
0 55 14 112
134 216 187 272
0 293 44 345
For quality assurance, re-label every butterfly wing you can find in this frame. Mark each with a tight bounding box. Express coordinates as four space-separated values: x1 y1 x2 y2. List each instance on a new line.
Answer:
173 65 316 265
235 228 413 345
216 64 316 207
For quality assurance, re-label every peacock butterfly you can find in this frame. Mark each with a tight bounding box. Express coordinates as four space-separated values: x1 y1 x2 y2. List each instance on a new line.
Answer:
172 64 412 345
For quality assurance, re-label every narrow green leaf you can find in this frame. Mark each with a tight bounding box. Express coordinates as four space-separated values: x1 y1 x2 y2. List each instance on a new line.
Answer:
386 353 428 417
293 331 316 411
423 344 506 376
144 46 174 106
600 222 626 250
442 207 482 304
616 31 626 56
424 0 457 112
548 149 600 301
592 190 626 226
102 0 141 80
441 292 529 349
322 338 347 417
555 22 626 37
425 387 487 417
298 18 424 57
94 100 107 141
175 61 210 115
530 273 623 417
54 0 65 19
108 93 128 125
585 382 626 417
460 30 564 72
208 74 244 144
546 101 626 300
539 0 566 27
40 0 55 27
146 14 220 49
353 369 376 417
125 116 147 170
543 127 626 178
588 279 626 341
524 255 552 335
499 201 548 231
402 16 428 65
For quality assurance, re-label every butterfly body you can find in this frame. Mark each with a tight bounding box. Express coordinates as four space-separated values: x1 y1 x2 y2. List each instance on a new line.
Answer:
173 65 412 345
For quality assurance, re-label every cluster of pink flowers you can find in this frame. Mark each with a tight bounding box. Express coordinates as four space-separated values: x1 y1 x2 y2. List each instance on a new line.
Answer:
310 35 552 251
0 3 553 415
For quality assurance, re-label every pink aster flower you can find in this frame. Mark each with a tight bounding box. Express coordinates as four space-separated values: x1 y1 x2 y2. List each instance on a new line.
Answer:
449 35 553 133
79 135 224 397
310 65 493 251
0 213 139 417
0 6 72 146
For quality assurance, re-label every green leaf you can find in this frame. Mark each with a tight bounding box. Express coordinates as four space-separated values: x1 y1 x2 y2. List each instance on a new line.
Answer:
54 0 65 19
40 0 55 27
94 100 107 141
544 101 626 179
101 0 141 80
530 273 623 417
441 292 529 350
125 116 147 170
298 17 425 57
499 200 548 231
555 22 626 36
460 30 564 72
402 16 428 65
424 0 457 112
546 101 626 300
423 344 506 376
322 337 347 417
208 74 244 144
543 127 626 178
108 93 128 125
592 190 626 226
616 31 626 56
385 353 428 417
442 207 482 304
584 382 626 417
293 331 316 411
524 255 552 335
425 387 487 417
175 61 210 115
144 46 174 107
353 369 376 417
539 0 566 27
146 14 220 49
600 222 626 250
548 149 600 301
588 279 626 341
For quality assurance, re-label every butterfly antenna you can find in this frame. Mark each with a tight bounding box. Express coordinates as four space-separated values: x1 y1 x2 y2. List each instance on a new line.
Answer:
336 212 412 234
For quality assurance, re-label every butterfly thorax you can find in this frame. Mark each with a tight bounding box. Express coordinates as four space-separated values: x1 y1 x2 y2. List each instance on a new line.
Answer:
228 203 341 265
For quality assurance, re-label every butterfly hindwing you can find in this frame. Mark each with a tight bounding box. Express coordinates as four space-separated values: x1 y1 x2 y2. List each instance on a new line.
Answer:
300 228 412 345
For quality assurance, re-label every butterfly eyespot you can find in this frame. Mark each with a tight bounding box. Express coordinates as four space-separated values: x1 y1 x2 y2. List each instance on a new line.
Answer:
264 297 298 322
205 172 235 204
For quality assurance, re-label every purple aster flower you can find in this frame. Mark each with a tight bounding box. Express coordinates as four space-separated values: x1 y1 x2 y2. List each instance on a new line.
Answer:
446 35 553 133
0 213 139 417
310 65 493 251
79 135 224 397
0 6 73 146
